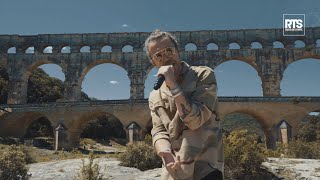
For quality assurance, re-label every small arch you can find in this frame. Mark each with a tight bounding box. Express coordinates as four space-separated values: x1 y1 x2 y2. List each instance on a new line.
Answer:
207 43 219 50
316 39 320 47
251 42 263 49
7 47 16 54
101 45 112 52
294 40 305 48
122 45 133 52
229 42 240 49
80 46 91 53
43 46 53 53
273 41 284 48
185 43 197 51
61 46 71 53
25 46 35 54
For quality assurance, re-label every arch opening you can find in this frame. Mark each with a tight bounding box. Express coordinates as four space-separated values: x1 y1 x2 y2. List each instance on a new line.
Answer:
0 65 9 104
7 47 16 54
43 46 53 53
101 45 112 53
61 46 71 53
222 112 265 140
273 41 284 48
81 63 130 100
214 60 263 96
144 67 159 98
251 42 263 49
122 45 133 52
281 58 320 96
27 64 66 103
25 46 35 54
207 43 219 50
24 117 54 149
80 46 90 53
229 42 240 49
294 40 305 48
316 39 320 48
79 113 127 148
185 43 197 51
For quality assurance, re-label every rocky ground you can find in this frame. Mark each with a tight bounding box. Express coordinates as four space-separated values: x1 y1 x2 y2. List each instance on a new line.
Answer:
28 158 162 180
262 158 320 180
28 157 320 180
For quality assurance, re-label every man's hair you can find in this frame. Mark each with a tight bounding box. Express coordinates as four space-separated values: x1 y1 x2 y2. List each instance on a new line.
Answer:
144 29 179 60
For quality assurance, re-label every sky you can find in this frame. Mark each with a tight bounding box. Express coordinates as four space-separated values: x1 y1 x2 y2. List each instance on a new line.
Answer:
1 0 320 101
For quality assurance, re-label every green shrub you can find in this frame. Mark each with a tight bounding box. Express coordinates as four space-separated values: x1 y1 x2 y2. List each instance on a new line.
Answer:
77 151 103 180
118 141 162 171
224 129 266 179
287 140 320 159
0 145 31 180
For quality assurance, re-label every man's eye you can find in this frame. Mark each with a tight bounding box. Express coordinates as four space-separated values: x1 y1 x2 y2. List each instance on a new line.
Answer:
156 53 162 57
166 48 173 52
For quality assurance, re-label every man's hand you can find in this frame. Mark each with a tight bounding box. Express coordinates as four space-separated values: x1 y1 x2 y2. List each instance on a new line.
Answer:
159 152 181 171
157 65 178 89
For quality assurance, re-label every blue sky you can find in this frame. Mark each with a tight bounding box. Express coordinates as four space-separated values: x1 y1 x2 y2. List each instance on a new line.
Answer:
1 0 320 100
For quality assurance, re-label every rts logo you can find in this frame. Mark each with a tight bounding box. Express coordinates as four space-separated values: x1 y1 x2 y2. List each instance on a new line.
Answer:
283 14 305 36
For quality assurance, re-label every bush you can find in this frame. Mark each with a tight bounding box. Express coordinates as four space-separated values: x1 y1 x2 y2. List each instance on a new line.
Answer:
0 145 31 180
77 151 103 180
287 140 320 159
224 129 266 179
118 141 162 171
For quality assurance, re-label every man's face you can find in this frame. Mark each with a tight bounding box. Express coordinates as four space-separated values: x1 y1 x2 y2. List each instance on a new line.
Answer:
148 37 180 68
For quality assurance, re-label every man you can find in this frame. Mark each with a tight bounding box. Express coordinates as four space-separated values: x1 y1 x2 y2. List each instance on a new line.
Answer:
145 30 224 180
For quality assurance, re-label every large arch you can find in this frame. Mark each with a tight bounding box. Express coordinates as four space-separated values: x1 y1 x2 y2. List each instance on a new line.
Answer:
80 61 130 100
222 112 265 137
214 59 264 96
143 66 158 98
23 62 66 103
281 58 320 96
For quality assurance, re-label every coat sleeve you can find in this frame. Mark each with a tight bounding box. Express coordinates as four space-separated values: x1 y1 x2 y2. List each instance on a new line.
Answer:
181 67 219 130
149 91 170 147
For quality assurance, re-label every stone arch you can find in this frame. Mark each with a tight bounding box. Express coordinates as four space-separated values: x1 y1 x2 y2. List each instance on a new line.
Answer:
101 45 112 52
21 59 66 84
185 43 197 51
43 46 53 53
294 40 305 48
18 112 55 138
61 46 71 53
80 46 90 53
215 58 265 95
7 46 16 54
281 58 320 96
73 111 126 140
273 41 284 48
228 42 241 49
207 43 219 50
316 39 320 47
79 60 128 90
221 111 265 137
25 46 35 54
122 45 133 52
251 42 263 49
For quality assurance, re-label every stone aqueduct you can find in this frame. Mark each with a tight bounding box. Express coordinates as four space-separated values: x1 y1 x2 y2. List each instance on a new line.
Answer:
0 27 320 149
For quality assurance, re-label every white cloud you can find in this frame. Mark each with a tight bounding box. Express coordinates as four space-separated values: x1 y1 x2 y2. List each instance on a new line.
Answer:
122 24 129 28
110 80 119 84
